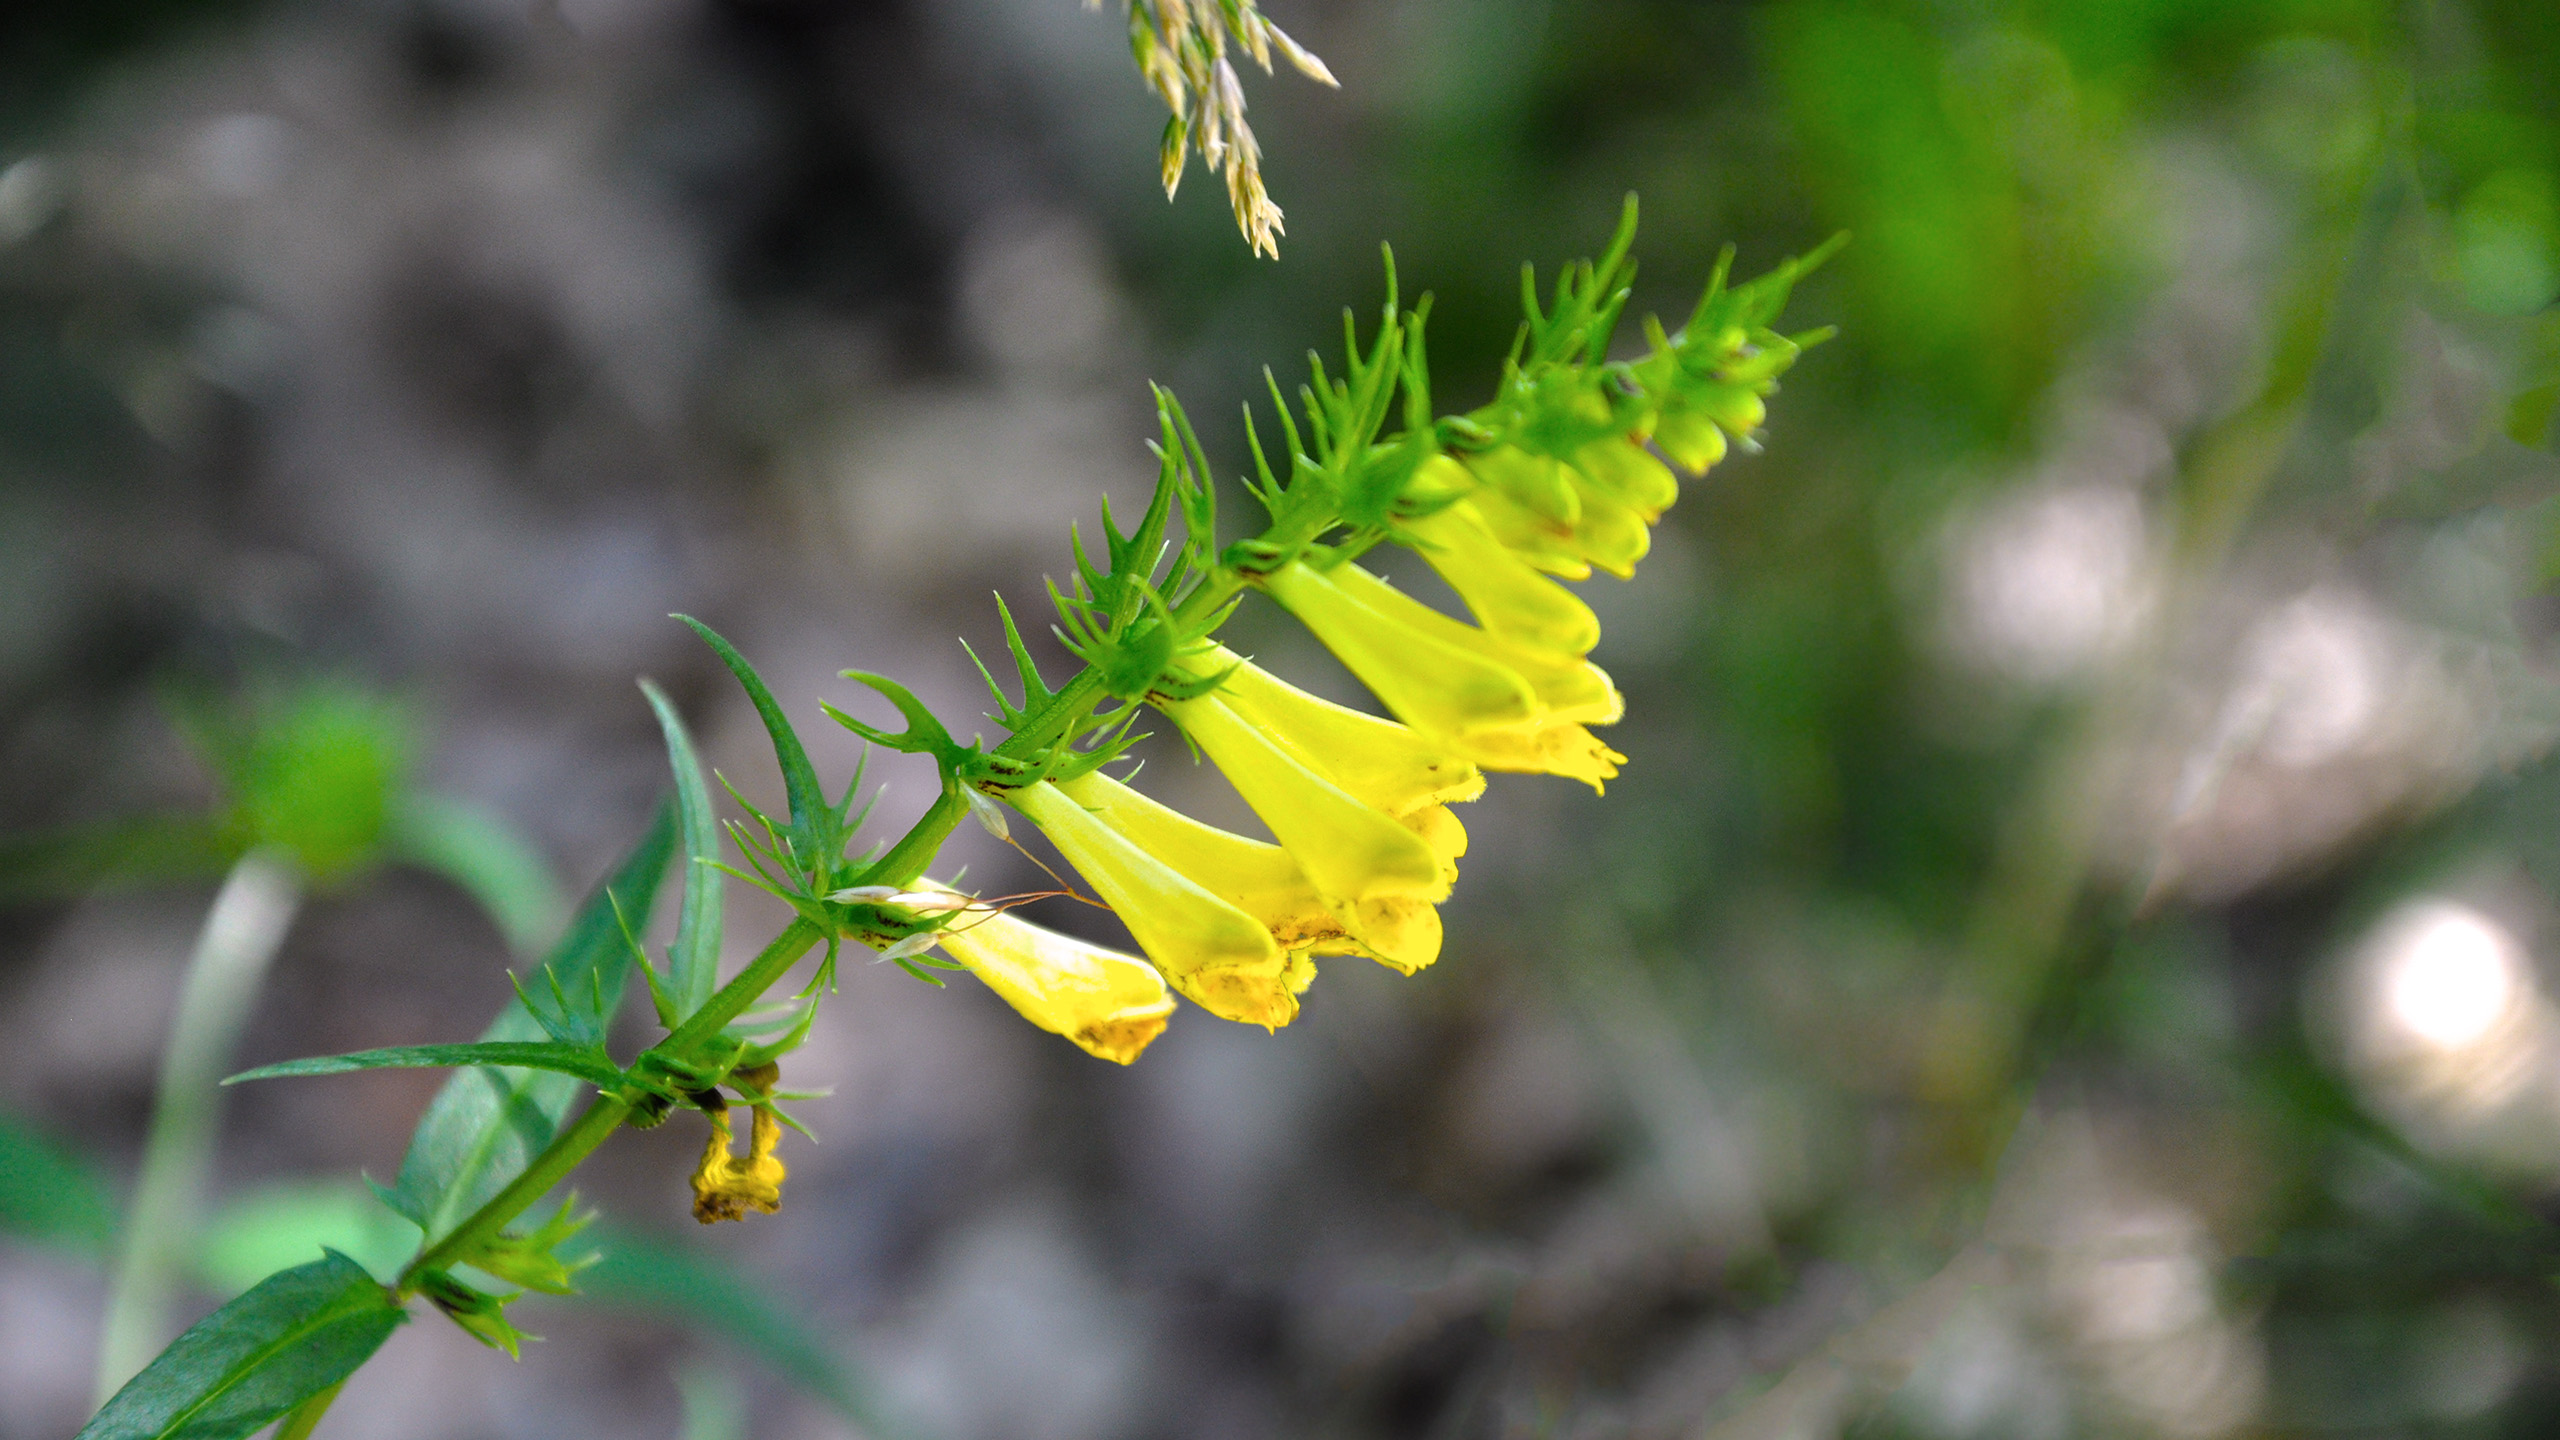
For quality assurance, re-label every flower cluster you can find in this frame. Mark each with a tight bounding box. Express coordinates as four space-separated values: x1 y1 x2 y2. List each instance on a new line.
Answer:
842 210 1838 1062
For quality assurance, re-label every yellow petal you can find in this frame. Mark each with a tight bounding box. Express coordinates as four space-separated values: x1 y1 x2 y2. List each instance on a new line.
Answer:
1187 643 1485 815
1052 770 1346 950
1401 494 1602 656
1435 718 1628 792
1314 893 1442 974
1003 780 1298 1028
1158 690 1449 906
1262 561 1542 736
930 902 1176 1064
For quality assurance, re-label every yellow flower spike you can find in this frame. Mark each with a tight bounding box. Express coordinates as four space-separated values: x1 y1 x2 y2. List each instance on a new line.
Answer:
1400 487 1602 657
1187 643 1486 814
1261 561 1542 737
1571 438 1680 521
1002 779 1300 1028
1317 563 1625 727
1051 771 1347 950
1156 691 1451 907
924 897 1175 1064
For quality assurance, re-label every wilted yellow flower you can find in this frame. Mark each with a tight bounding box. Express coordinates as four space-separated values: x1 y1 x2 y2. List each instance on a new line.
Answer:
925 895 1175 1064
1001 779 1299 1028
692 1066 787 1224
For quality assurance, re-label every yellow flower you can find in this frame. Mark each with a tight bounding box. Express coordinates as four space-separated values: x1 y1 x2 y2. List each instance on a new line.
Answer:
1260 561 1540 737
1001 779 1298 1028
1257 561 1630 791
1571 437 1681 521
1401 468 1600 657
1187 643 1485 814
925 896 1175 1064
1154 690 1448 906
1051 770 1343 950
1266 561 1623 726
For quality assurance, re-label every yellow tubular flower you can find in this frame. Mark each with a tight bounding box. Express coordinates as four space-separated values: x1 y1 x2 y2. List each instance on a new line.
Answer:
1571 438 1680 521
1462 488 1591 580
1566 479 1650 579
1051 771 1345 950
920 895 1175 1064
1156 692 1449 907
1310 562 1626 726
1261 561 1542 737
1189 643 1485 814
1400 480 1602 657
1466 443 1581 524
1002 780 1298 1028
1651 405 1730 475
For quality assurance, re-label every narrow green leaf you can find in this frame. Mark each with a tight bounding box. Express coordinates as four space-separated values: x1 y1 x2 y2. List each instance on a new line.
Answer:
676 616 834 872
77 1251 404 1440
386 795 565 956
226 1041 626 1092
0 1108 116 1256
382 803 675 1243
580 1225 913 1437
641 681 724 1016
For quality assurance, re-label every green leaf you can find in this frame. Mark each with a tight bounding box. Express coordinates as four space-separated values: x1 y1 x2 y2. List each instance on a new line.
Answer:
380 803 676 1244
580 1225 914 1437
386 795 565 956
77 1251 404 1440
641 681 724 1017
225 1041 627 1092
677 616 837 875
0 1107 116 1256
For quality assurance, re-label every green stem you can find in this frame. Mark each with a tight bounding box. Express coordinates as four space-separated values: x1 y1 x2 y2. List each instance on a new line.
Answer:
95 848 304 1407
870 787 971 888
658 918 825 1059
273 1380 345 1440
400 1095 630 1293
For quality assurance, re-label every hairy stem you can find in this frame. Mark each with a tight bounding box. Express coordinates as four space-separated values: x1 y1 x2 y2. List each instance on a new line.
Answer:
94 848 304 1405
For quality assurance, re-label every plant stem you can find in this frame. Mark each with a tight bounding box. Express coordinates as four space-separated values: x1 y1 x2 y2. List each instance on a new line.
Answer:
94 848 304 1406
658 918 824 1059
400 1094 631 1292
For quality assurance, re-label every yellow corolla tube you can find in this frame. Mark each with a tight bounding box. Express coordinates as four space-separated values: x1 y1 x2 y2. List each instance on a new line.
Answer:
1400 478 1601 657
1571 438 1680 521
1156 693 1449 907
1184 644 1485 815
1001 780 1299 1029
925 900 1176 1064
1052 770 1345 951
1270 561 1625 731
1261 561 1542 738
